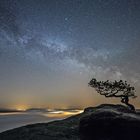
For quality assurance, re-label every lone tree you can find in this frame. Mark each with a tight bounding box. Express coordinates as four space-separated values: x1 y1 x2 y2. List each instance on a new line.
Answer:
88 78 137 111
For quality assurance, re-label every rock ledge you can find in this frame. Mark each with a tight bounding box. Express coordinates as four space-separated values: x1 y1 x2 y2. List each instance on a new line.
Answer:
80 104 140 140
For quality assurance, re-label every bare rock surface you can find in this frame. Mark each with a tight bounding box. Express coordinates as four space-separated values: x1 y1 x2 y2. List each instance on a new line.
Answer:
79 104 140 140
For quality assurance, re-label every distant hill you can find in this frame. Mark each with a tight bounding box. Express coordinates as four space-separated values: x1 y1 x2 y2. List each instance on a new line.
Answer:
26 108 48 112
0 109 22 113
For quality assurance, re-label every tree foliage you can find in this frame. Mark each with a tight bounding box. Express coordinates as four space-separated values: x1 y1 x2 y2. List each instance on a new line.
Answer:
88 78 137 111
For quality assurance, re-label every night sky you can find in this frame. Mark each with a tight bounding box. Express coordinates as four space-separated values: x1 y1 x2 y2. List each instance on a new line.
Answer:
0 0 140 109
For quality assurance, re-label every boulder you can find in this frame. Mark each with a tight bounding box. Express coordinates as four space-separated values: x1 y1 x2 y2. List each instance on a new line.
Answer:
79 104 140 140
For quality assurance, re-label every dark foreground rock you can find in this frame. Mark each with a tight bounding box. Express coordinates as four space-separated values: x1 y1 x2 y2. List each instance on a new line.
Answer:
79 104 140 140
0 104 140 140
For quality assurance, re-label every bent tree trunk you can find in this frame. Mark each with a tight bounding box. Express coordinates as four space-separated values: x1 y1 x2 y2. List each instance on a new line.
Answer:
125 102 135 111
121 97 135 111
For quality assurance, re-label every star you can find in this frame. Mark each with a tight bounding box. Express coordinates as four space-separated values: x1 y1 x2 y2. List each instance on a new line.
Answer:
64 17 68 21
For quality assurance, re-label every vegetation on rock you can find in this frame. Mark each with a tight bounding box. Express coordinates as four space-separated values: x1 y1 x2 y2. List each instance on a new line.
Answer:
88 78 137 111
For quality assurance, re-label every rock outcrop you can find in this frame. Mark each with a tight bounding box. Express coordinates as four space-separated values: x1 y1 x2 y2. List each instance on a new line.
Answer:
79 104 140 140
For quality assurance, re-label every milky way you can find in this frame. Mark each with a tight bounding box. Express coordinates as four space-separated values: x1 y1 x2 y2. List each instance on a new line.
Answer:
0 0 140 109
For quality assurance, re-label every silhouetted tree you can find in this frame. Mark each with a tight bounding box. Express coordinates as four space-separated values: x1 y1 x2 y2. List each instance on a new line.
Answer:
88 78 137 111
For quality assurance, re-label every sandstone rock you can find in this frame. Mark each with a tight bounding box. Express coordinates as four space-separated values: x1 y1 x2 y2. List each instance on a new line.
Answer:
79 104 140 140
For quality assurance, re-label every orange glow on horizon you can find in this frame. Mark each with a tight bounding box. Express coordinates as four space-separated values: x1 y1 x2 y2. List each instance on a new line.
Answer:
16 105 28 111
43 110 83 118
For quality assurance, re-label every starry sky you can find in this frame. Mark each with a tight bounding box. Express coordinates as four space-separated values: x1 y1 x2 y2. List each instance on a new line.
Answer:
0 0 140 109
